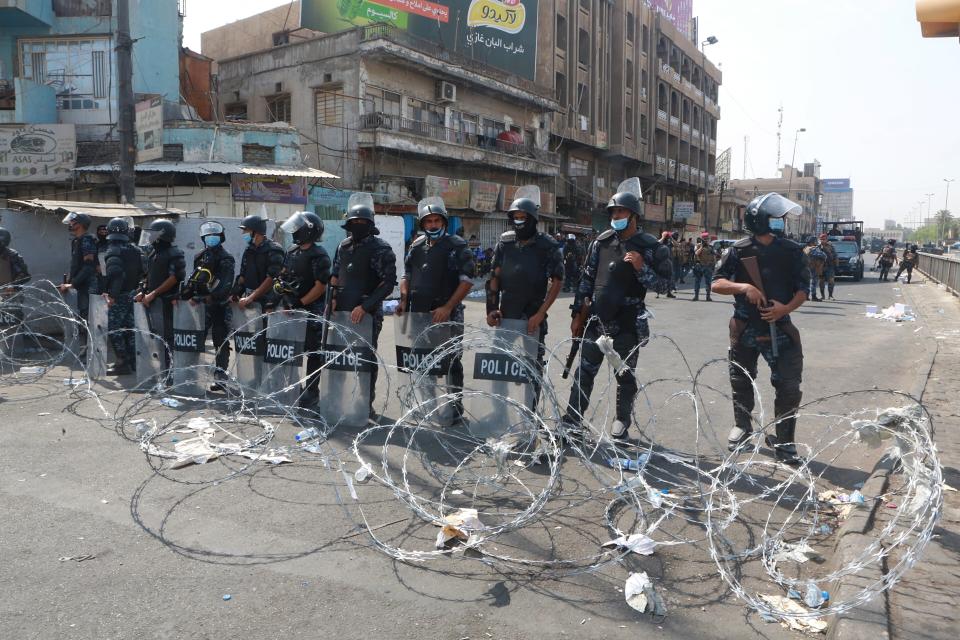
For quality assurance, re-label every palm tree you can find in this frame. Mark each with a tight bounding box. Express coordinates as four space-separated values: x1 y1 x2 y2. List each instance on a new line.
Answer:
934 209 953 244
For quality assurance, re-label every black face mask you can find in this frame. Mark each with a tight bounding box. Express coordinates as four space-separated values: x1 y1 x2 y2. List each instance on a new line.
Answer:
347 221 372 241
512 218 537 241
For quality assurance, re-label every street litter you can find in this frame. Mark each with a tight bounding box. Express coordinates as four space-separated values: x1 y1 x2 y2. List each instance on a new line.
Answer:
436 508 484 549
865 304 915 322
602 533 656 556
62 378 86 386
18 366 45 375
771 541 819 564
624 572 667 616
222 594 232 601
160 397 182 408
756 594 827 634
59 554 95 562
606 453 650 471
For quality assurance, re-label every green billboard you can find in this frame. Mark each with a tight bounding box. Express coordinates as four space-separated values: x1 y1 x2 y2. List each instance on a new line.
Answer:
302 0 539 81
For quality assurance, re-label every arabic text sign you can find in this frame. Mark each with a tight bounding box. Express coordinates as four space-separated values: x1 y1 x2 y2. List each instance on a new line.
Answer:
231 175 308 205
0 124 76 182
424 175 470 208
469 180 500 212
136 97 164 163
673 201 695 221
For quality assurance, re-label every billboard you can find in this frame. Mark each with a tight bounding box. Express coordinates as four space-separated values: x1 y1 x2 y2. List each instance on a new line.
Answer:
646 0 694 39
302 0 540 80
0 124 76 182
673 201 695 221
424 175 470 208
822 178 851 191
231 175 308 205
136 96 164 163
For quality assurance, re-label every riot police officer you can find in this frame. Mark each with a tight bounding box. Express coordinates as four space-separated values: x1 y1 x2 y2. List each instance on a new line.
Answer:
712 193 810 466
564 178 672 440
181 221 236 388
895 244 918 283
101 218 143 376
0 227 31 291
397 197 475 418
136 219 186 373
232 214 285 310
486 187 564 398
277 211 331 407
330 194 397 416
58 212 99 329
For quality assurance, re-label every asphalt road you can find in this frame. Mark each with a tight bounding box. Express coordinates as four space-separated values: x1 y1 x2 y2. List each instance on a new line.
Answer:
0 270 937 640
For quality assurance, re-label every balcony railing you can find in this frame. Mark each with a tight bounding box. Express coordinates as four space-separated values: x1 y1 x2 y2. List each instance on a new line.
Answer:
358 112 559 165
655 155 666 175
669 115 680 128
680 164 690 182
657 109 668 123
681 122 690 136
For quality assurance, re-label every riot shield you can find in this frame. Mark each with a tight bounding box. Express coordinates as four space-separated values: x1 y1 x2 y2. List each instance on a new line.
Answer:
61 287 82 359
134 303 166 388
260 311 307 406
317 311 373 428
464 318 539 440
172 302 208 397
394 312 455 426
230 304 264 393
86 293 109 380
0 292 22 369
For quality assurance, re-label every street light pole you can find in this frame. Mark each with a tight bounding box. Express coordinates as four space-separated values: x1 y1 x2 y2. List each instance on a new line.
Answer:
700 36 717 233
786 127 805 235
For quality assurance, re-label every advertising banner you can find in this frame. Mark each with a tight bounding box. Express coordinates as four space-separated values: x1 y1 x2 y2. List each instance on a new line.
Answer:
673 201 695 221
469 180 500 212
301 0 540 80
424 175 470 208
0 124 76 182
822 179 851 191
231 175 308 204
646 0 693 38
135 96 164 163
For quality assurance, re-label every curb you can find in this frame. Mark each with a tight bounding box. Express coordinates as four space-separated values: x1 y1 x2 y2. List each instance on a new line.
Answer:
827 285 939 640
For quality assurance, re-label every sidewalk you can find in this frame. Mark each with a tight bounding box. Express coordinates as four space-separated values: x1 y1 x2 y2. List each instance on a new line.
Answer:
880 275 960 639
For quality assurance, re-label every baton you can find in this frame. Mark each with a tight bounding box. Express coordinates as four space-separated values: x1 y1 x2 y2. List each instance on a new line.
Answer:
561 339 580 379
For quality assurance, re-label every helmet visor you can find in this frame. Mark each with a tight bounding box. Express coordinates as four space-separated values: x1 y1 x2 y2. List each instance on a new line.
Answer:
61 212 79 225
615 177 643 200
200 221 225 237
417 197 446 218
347 192 375 212
513 185 541 208
140 228 158 247
280 211 310 235
755 193 802 218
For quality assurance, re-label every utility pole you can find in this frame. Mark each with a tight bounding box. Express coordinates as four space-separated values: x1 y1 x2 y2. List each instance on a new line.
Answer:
944 178 955 245
117 0 136 204
742 135 748 179
775 105 783 173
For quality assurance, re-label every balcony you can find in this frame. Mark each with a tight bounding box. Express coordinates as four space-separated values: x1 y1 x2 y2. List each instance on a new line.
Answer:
357 113 559 176
669 159 677 176
655 155 666 175
679 164 690 183
0 0 53 27
657 109 668 123
669 115 679 128
681 122 690 137
710 139 717 153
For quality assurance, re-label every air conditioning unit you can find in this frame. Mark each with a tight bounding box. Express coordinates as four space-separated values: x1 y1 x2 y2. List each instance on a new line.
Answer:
436 80 457 103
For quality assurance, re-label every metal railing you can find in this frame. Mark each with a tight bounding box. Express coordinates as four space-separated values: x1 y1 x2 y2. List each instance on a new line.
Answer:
917 252 960 295
358 113 559 165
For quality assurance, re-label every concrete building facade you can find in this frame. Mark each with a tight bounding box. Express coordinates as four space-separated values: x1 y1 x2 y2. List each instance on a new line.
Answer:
729 164 822 238
820 178 854 221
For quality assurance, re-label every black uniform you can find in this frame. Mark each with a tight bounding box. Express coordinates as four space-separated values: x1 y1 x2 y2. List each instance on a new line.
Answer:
331 234 397 410
140 241 186 370
281 242 332 401
68 233 99 320
403 232 476 394
564 229 672 429
0 247 30 287
103 240 143 368
186 244 236 376
713 236 810 447
238 238 285 309
490 230 563 398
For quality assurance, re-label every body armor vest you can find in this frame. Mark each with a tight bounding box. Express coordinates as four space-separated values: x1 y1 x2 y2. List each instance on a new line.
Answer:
733 237 801 329
335 237 377 311
592 231 656 321
407 235 464 313
499 232 554 320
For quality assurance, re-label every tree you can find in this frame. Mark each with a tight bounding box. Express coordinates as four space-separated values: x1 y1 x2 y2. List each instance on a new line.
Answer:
934 209 955 243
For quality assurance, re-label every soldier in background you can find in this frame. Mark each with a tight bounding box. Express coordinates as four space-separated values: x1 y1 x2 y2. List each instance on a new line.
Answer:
692 232 715 302
0 227 30 291
875 239 898 282
817 233 839 299
802 237 827 301
895 244 918 284
58 212 98 325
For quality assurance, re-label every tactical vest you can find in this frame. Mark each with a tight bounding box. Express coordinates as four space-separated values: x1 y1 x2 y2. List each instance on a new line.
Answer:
145 244 183 296
407 234 464 313
499 232 554 320
592 230 654 321
0 254 12 286
288 244 329 298
335 237 377 311
880 246 895 263
696 245 716 266
69 234 96 286
240 241 283 289
733 237 801 328
902 251 916 265
106 242 143 293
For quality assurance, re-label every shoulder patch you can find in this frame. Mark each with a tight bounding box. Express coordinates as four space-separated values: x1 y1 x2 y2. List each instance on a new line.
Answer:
409 234 426 248
500 230 517 243
596 229 616 242
733 238 752 249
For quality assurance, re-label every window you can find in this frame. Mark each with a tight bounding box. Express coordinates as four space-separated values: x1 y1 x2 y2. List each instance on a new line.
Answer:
92 50 107 99
272 31 290 46
364 86 401 117
569 157 590 177
579 0 590 10
556 14 567 51
162 144 184 162
482 118 505 139
641 69 648 94
642 25 649 53
54 0 111 16
576 83 589 115
625 107 634 136
266 94 291 123
409 98 444 126
578 29 590 66
640 114 648 138
455 111 479 136
315 90 343 127
20 37 112 112
242 144 275 165
225 102 248 120
627 13 635 42
555 72 567 104
626 60 633 89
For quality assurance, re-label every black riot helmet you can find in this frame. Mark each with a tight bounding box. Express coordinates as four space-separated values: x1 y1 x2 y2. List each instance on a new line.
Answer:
106 217 131 242
0 227 10 250
142 219 176 244
281 211 324 244
199 220 226 242
743 193 801 236
887 238 896 246
61 211 92 231
508 197 539 220
239 214 268 236
344 202 376 224
606 191 642 216
417 197 448 229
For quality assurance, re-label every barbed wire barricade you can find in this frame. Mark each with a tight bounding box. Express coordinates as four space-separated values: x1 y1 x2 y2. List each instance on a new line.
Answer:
0 284 943 624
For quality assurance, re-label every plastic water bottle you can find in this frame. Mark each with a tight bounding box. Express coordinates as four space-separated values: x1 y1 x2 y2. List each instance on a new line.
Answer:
295 427 320 442
804 581 825 608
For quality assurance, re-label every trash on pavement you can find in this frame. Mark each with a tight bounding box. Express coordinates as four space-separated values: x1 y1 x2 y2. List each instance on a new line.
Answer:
771 541 819 564
756 593 828 634
624 572 666 616
602 533 656 556
436 508 484 549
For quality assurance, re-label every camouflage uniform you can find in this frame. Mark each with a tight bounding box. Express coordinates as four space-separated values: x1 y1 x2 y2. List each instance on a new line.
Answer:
877 244 898 282
895 248 917 283
692 242 716 300
818 240 839 298
802 244 826 300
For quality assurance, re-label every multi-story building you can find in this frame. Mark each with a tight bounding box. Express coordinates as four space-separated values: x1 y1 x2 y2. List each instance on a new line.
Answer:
729 164 822 238
820 178 854 221
206 0 721 240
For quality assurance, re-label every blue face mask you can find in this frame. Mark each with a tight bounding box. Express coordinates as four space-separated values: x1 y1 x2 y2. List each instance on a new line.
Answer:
204 236 222 248
513 218 526 227
610 217 630 232
768 218 785 234
425 228 444 240
242 233 253 245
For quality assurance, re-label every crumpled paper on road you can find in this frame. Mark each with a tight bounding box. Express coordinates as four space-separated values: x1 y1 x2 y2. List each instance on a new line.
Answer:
624 572 666 616
602 533 656 556
435 508 484 549
756 593 828 634
770 541 819 564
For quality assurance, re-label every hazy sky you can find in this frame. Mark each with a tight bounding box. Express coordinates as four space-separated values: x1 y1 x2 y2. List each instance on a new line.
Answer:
182 1 960 228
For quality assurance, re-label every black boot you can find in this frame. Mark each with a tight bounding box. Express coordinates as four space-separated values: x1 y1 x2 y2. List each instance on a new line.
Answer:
692 293 700 301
